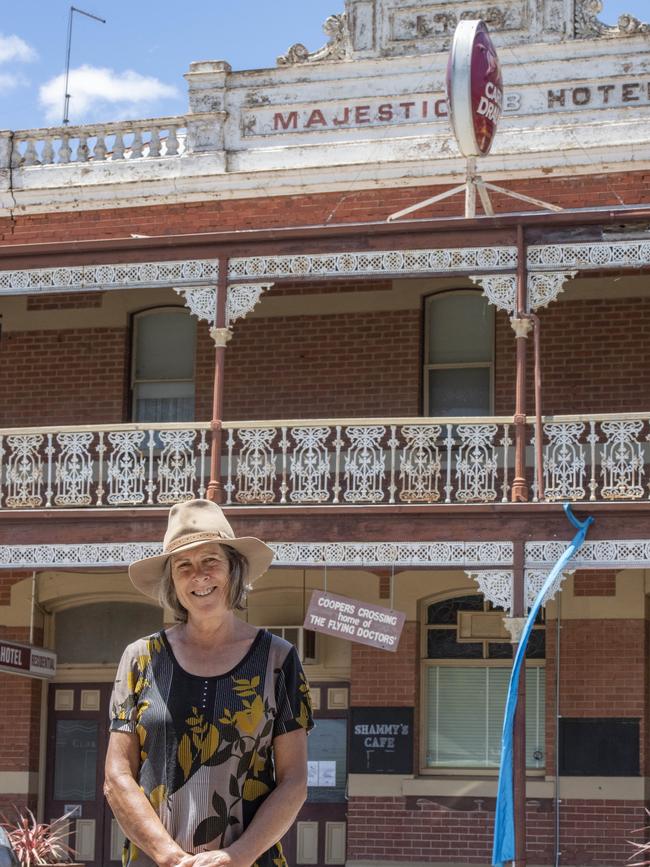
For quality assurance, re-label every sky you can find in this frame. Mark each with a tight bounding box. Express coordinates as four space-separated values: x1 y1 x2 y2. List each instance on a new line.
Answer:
1 0 647 131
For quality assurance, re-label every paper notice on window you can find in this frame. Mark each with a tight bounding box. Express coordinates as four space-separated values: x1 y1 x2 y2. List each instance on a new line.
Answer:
318 760 336 787
307 761 319 786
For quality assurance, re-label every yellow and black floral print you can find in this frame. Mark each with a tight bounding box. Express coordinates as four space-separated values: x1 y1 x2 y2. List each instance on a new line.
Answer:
110 629 313 867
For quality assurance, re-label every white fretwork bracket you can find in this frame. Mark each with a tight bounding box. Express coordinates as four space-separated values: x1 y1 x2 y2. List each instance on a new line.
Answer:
227 283 274 326
470 271 578 314
466 568 573 613
175 286 217 326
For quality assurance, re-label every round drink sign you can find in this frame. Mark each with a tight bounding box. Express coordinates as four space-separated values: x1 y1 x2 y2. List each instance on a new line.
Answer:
446 19 503 157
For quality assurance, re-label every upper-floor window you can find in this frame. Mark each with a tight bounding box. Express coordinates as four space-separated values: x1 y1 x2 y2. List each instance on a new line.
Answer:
131 307 196 422
424 290 494 416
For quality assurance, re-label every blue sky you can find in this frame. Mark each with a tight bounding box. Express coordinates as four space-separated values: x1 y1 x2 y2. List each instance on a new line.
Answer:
1 0 647 131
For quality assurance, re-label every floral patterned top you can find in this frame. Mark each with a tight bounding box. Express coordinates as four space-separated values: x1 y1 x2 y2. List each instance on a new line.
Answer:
109 629 313 867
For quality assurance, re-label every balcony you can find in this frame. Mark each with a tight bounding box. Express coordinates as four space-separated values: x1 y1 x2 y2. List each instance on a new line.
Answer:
0 414 647 510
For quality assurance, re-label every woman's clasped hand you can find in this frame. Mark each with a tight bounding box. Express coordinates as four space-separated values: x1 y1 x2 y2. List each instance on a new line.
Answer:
104 499 314 867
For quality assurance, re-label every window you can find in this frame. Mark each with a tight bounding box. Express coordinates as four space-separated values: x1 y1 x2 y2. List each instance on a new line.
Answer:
131 307 196 422
424 291 494 416
422 594 545 770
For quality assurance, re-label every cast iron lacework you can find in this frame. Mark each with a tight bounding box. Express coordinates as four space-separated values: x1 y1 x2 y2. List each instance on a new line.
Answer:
0 541 513 569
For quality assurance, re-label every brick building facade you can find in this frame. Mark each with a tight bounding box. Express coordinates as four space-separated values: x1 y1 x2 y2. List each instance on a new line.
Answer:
1 1 650 865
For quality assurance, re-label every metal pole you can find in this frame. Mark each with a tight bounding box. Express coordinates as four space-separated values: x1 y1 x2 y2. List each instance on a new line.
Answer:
206 263 229 503
512 540 527 867
511 224 530 502
62 5 107 126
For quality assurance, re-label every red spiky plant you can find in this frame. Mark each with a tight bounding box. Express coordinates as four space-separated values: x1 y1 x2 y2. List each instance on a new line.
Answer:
1 809 76 867
628 809 650 867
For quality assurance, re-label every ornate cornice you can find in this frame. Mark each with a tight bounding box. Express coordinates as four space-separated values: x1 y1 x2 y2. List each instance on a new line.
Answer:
277 14 350 65
526 538 650 569
467 567 575 612
575 0 648 38
470 271 577 313
528 239 650 270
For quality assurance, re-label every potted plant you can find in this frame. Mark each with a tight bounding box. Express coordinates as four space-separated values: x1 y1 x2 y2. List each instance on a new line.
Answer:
629 809 650 866
0 809 78 867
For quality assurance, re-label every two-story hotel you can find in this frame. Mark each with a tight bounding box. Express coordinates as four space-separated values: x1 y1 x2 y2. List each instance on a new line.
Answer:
2 0 650 864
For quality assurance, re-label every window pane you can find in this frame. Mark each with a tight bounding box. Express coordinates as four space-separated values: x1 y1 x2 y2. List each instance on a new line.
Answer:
134 380 195 423
427 628 483 659
428 293 494 365
54 720 97 800
307 718 347 803
135 310 196 380
428 367 491 416
56 602 163 664
426 666 546 769
427 595 483 625
427 667 486 766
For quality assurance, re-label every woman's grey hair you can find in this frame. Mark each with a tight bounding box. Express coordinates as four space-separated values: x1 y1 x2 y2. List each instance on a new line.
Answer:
159 545 250 622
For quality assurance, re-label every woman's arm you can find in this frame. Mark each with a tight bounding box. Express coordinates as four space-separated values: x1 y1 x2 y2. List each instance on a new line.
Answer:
104 731 191 867
188 728 308 867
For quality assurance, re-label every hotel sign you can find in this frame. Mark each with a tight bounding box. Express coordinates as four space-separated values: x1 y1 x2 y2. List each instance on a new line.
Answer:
242 81 650 137
0 639 56 679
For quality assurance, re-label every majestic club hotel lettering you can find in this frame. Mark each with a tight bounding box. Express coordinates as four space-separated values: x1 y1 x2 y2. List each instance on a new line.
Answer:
243 80 650 136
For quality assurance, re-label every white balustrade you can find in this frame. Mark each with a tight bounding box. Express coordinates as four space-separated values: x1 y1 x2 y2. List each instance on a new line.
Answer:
0 424 208 509
2 415 650 509
10 117 186 167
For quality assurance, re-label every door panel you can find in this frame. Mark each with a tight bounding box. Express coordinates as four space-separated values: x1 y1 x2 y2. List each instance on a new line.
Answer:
45 683 120 867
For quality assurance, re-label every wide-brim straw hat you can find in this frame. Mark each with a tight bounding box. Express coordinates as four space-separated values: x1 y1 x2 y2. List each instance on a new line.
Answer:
129 499 274 599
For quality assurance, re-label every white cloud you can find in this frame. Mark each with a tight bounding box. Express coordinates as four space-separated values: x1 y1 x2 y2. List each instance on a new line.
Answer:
0 33 36 64
0 72 28 93
39 65 179 124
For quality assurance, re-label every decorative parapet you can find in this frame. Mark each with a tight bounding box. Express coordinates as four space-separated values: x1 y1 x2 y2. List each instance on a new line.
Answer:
277 14 351 65
9 116 187 168
574 0 649 38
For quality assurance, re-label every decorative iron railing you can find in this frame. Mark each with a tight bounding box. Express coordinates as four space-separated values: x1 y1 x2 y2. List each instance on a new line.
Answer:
1 414 649 509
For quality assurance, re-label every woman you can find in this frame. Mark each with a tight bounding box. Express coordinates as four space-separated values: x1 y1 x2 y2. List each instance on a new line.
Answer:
104 499 313 867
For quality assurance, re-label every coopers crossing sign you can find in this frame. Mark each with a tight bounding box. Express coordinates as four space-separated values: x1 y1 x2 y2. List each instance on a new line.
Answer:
446 19 503 157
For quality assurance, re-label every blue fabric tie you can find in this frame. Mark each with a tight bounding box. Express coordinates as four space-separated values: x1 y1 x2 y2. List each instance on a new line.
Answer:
492 503 594 866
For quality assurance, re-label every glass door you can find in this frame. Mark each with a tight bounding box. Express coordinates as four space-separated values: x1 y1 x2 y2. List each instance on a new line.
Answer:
45 683 121 867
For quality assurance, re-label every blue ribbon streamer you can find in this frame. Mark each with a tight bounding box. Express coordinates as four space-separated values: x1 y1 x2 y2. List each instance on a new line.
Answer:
492 503 594 866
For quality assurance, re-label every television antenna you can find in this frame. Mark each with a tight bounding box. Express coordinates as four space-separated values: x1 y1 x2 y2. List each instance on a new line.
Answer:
62 5 107 126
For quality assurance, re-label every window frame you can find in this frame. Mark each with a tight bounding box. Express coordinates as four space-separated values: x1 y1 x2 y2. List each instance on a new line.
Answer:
129 305 196 423
418 591 545 776
422 289 495 417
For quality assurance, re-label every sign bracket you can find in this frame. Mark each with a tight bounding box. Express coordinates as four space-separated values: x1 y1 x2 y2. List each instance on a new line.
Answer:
387 158 563 221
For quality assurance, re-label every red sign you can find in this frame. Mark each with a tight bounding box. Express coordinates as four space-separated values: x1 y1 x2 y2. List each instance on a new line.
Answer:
0 639 56 679
446 19 503 157
303 590 406 653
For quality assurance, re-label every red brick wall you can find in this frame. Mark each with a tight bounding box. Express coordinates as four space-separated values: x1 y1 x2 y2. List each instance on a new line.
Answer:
1 171 649 244
347 796 645 864
545 619 646 771
350 622 418 707
0 627 43 815
0 327 128 427
217 309 422 421
573 570 617 596
495 298 650 416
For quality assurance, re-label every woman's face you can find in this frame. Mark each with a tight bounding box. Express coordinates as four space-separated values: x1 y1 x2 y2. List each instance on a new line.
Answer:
170 542 231 617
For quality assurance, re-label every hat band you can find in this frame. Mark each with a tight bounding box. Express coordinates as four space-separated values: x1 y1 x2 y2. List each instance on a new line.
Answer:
165 531 232 554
